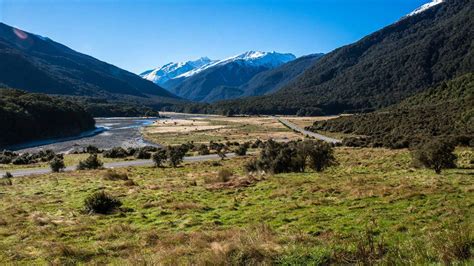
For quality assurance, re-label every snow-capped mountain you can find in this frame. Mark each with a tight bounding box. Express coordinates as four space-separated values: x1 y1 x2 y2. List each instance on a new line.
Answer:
154 51 297 102
140 57 215 87
140 51 296 92
407 0 444 17
176 51 296 79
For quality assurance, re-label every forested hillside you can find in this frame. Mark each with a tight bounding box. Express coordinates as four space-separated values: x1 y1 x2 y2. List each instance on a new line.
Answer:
0 88 95 147
209 0 473 115
308 73 474 148
0 23 178 101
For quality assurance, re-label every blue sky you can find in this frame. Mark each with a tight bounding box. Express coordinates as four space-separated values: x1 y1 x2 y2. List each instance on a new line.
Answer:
0 0 431 74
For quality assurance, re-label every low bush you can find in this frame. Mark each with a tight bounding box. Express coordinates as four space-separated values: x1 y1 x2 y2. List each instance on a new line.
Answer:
84 145 100 154
3 172 13 178
196 144 210 155
103 170 128 181
103 147 128 158
245 140 337 174
0 154 13 164
235 145 247 156
12 153 34 165
134 149 151 159
77 154 103 170
50 156 66 172
152 149 167 167
167 146 185 167
84 191 122 214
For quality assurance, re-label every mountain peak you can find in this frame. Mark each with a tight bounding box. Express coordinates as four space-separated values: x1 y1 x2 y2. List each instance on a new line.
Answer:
140 57 215 86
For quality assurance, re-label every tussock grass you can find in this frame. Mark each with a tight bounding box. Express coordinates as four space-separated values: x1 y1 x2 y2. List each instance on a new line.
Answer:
0 147 472 264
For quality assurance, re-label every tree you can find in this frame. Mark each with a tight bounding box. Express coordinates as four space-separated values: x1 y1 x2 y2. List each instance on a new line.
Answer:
413 140 457 174
77 154 103 170
235 145 247 156
304 141 337 172
50 156 65 172
167 146 185 167
152 149 167 167
197 144 210 155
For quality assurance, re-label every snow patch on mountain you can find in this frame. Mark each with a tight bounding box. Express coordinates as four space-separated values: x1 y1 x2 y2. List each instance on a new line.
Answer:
140 57 214 86
176 51 296 78
407 0 444 17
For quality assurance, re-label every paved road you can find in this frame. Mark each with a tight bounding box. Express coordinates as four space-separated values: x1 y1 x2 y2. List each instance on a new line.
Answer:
1 153 236 178
274 116 342 144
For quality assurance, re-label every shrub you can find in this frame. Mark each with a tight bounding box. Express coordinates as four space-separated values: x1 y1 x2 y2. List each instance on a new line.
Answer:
134 148 151 159
84 145 100 154
3 172 13 178
77 154 103 170
167 146 185 167
197 144 210 155
12 153 34 165
84 191 122 214
0 154 13 164
103 170 128 181
34 149 57 162
245 140 337 174
412 139 457 174
50 156 65 172
103 147 128 158
235 145 247 156
152 149 167 167
304 141 337 172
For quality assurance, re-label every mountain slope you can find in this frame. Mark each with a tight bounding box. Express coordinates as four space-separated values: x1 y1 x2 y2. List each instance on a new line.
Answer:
238 53 324 97
308 73 474 148
212 0 473 115
0 22 178 100
167 51 296 102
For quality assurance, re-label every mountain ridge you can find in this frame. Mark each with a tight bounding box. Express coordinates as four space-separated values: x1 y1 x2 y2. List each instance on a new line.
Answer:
0 22 178 100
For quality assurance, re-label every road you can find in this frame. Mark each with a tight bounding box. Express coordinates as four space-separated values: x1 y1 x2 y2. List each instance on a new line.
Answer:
1 153 236 178
274 116 342 144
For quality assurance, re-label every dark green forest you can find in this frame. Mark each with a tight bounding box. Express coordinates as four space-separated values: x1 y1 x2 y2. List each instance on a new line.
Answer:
0 88 95 147
308 73 474 148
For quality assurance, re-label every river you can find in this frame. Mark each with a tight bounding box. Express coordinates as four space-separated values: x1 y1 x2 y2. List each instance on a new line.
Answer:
10 117 160 153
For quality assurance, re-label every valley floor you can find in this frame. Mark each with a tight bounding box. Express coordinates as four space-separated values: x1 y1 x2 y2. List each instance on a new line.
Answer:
143 113 344 145
0 147 472 264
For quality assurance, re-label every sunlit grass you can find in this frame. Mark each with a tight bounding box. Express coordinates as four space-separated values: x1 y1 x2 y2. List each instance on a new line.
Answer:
0 147 472 264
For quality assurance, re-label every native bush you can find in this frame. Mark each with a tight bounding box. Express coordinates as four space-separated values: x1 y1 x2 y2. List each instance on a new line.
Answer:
103 147 128 158
77 154 103 170
50 156 66 172
167 146 185 167
152 149 167 167
84 191 122 214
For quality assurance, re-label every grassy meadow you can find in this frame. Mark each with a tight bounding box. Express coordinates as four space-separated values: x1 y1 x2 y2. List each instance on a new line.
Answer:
0 147 472 264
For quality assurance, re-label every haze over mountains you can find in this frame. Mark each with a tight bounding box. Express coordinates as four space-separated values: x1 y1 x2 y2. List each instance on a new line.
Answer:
141 51 300 102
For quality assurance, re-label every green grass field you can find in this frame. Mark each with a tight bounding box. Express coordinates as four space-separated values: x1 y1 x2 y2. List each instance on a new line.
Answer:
0 147 472 264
